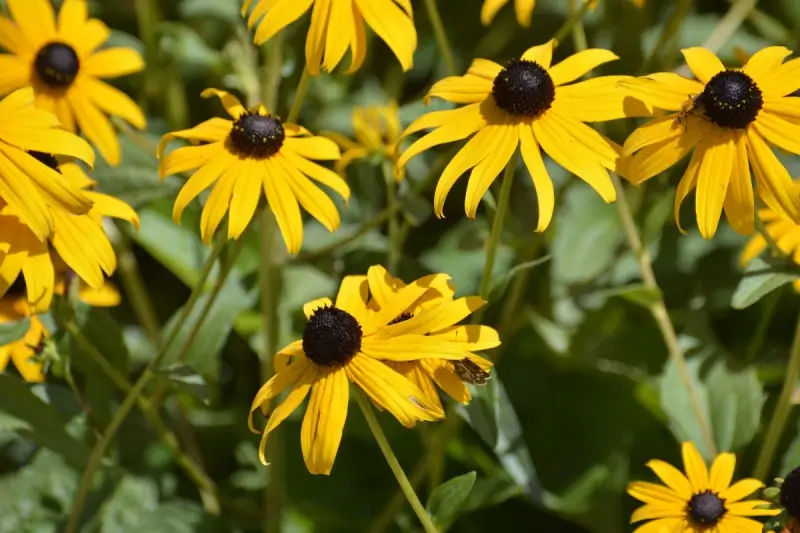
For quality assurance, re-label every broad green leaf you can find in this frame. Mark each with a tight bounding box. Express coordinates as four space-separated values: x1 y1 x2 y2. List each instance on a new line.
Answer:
157 22 223 77
0 317 29 345
101 476 159 533
594 284 662 308
732 258 796 309
706 361 765 452
489 255 551 301
180 0 240 21
426 471 477 527
659 352 713 459
156 364 210 404
0 375 90 469
138 501 219 532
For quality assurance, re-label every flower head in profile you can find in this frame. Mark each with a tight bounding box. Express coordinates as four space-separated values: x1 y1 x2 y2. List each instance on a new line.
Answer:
480 0 599 28
159 90 348 254
249 266 485 475
0 0 146 165
0 155 138 313
740 180 800 292
0 88 94 240
242 0 416 76
324 102 404 180
398 40 649 231
628 441 778 533
619 47 800 239
369 266 500 411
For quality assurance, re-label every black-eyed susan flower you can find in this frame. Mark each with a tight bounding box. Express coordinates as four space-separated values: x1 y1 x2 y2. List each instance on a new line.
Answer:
367 266 499 411
619 47 800 239
249 266 485 475
242 0 416 75
397 40 649 231
0 87 94 240
0 292 47 382
740 180 800 292
0 0 145 166
158 89 347 254
0 154 138 313
628 441 778 533
323 101 403 180
480 0 599 27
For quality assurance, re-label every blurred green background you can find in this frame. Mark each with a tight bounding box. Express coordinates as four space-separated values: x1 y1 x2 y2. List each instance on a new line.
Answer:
4 0 800 531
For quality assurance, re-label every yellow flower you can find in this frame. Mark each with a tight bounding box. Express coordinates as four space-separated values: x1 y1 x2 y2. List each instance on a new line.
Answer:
158 89 348 254
323 101 403 180
480 0 599 28
628 441 778 533
0 156 138 313
0 275 120 383
619 47 800 239
397 40 649 231
0 0 146 166
0 87 94 241
741 179 800 292
242 0 416 75
249 265 485 475
370 266 500 411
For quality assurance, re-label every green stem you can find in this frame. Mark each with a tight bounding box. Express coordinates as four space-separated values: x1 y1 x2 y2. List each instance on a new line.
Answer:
640 0 692 73
611 174 717 457
423 0 457 76
260 210 284 533
368 456 430 533
262 34 285 111
552 0 593 46
477 152 517 306
65 322 221 514
286 66 312 123
567 0 588 51
355 390 439 533
383 161 402 272
745 288 781 363
115 225 161 347
66 237 228 533
754 312 800 479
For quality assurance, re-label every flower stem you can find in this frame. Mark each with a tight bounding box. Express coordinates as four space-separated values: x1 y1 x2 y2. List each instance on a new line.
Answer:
754 312 800 479
355 390 439 533
423 0 457 76
383 161 402 272
286 66 312 123
115 225 161 346
611 174 717 457
260 210 284 533
66 237 228 533
552 0 593 47
477 152 517 307
567 0 588 51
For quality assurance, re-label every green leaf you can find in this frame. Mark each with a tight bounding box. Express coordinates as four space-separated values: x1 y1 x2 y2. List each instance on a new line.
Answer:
457 375 543 503
137 501 218 532
706 361 765 452
594 284 662 308
101 476 159 533
426 471 477 527
0 317 30 345
731 258 796 309
0 375 90 469
156 364 210 404
489 256 551 300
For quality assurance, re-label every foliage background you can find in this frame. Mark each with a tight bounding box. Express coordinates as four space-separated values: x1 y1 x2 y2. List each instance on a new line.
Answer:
3 0 800 531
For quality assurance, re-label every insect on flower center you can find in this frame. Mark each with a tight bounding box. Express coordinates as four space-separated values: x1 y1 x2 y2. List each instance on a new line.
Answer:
302 306 362 367
698 70 762 129
388 312 414 325
780 466 800 519
492 59 555 118
34 42 80 89
28 151 61 173
687 491 727 526
229 111 285 158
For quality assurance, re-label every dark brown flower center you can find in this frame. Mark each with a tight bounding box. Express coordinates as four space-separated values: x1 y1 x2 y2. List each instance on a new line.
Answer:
302 306 362 367
492 59 555 118
687 490 727 526
35 42 80 88
28 151 61 173
698 70 762 129
229 111 285 158
781 466 800 519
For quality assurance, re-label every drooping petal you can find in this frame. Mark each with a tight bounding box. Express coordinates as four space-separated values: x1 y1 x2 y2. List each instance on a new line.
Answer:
262 158 304 254
746 127 800 223
518 123 554 231
301 367 348 475
171 146 232 223
67 89 120 166
695 131 735 239
227 159 262 240
275 153 340 232
252 0 314 46
464 122 518 219
79 77 146 129
355 0 416 71
723 132 754 235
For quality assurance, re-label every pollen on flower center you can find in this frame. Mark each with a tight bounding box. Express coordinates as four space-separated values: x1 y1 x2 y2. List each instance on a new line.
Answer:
687 491 727 525
492 59 555 118
229 110 285 158
28 151 61 173
34 42 80 88
698 70 762 129
302 306 362 367
781 466 800 519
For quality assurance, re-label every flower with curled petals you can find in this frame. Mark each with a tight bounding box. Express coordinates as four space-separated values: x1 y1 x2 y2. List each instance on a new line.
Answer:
242 0 416 76
248 266 486 475
628 441 778 533
0 0 145 165
480 0 599 28
397 40 650 232
619 47 800 239
158 89 348 253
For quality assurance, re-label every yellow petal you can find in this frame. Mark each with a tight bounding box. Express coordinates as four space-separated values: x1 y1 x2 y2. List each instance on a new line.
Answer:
681 441 709 493
627 481 686 505
171 145 232 223
199 162 238 244
553 76 652 122
7 0 54 49
519 122 554 231
227 159 261 240
79 77 146 129
67 89 120 166
355 0 416 71
200 88 246 119
617 74 704 112
746 127 800 223
302 367 348 475
695 132 734 239
645 459 692 499
335 275 369 322
252 0 314 46
262 158 304 254
82 48 145 78
280 150 350 201
427 75 493 105
681 47 725 84
721 478 764 503
283 135 341 160
303 297 333 319
0 16 33 57
158 119 232 158
630 503 685 523
521 40 553 68
274 153 340 232
708 452 735 493
723 132 754 235
464 123 518 219
548 49 619 86
742 46 792 83
481 0 510 25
